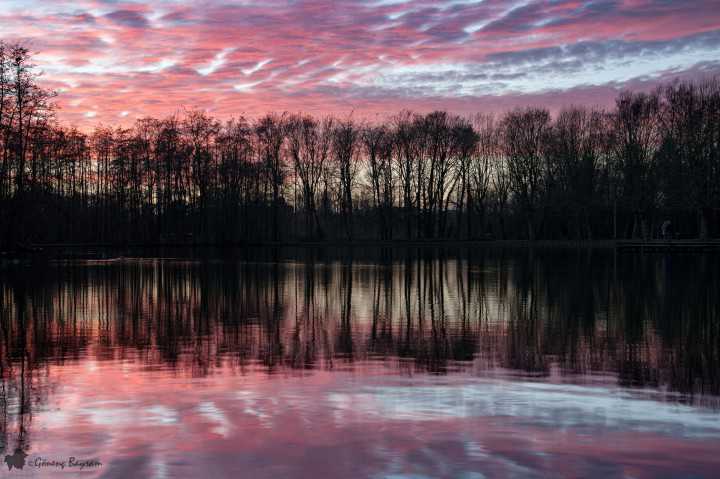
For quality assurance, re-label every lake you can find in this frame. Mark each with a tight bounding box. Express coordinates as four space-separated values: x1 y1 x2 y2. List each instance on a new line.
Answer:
1 247 719 478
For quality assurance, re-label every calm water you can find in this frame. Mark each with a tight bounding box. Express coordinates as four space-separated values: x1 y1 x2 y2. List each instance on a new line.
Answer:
1 248 719 478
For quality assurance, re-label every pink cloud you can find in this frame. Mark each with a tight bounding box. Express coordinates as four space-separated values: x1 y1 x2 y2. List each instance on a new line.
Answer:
1 0 718 128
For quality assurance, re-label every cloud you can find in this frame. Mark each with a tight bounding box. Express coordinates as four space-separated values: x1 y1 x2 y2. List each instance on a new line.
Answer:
0 0 717 128
241 59 272 76
104 10 149 29
196 48 235 76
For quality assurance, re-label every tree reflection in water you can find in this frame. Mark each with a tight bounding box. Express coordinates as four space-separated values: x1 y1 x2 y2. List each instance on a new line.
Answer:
1 247 719 453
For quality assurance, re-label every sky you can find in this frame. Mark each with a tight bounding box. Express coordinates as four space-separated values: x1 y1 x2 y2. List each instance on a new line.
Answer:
1 0 719 128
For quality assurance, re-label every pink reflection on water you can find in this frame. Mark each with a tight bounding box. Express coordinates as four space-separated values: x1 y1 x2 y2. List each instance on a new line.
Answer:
10 358 720 478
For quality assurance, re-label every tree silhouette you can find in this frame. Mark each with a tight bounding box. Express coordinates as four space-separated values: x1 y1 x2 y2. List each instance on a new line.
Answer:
1 40 720 249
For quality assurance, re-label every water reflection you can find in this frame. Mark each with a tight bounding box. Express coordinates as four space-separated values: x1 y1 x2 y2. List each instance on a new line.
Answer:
0 248 719 476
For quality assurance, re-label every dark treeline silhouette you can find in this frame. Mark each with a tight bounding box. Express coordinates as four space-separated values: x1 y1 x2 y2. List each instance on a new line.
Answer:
2 41 720 248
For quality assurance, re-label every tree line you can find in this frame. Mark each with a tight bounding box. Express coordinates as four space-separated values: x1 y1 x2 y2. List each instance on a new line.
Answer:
1 41 720 248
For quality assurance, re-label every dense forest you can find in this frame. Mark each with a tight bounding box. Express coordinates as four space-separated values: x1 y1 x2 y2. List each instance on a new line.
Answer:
1 41 720 248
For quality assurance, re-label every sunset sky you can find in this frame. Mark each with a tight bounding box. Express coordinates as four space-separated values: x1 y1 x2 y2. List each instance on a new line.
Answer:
2 0 719 128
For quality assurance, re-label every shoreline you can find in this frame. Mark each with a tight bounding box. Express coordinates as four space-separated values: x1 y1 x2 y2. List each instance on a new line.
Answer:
4 239 720 257
8 239 619 250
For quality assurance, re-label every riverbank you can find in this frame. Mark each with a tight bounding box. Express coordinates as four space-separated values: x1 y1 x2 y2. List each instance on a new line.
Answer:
4 239 720 263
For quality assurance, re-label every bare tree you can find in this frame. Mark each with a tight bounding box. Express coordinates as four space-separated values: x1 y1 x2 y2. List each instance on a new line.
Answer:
658 80 720 239
503 108 551 241
470 114 499 239
183 110 220 241
393 111 418 239
218 117 254 241
452 118 475 240
363 124 394 240
612 91 660 239
545 107 607 239
286 114 332 240
332 118 359 240
255 114 286 241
